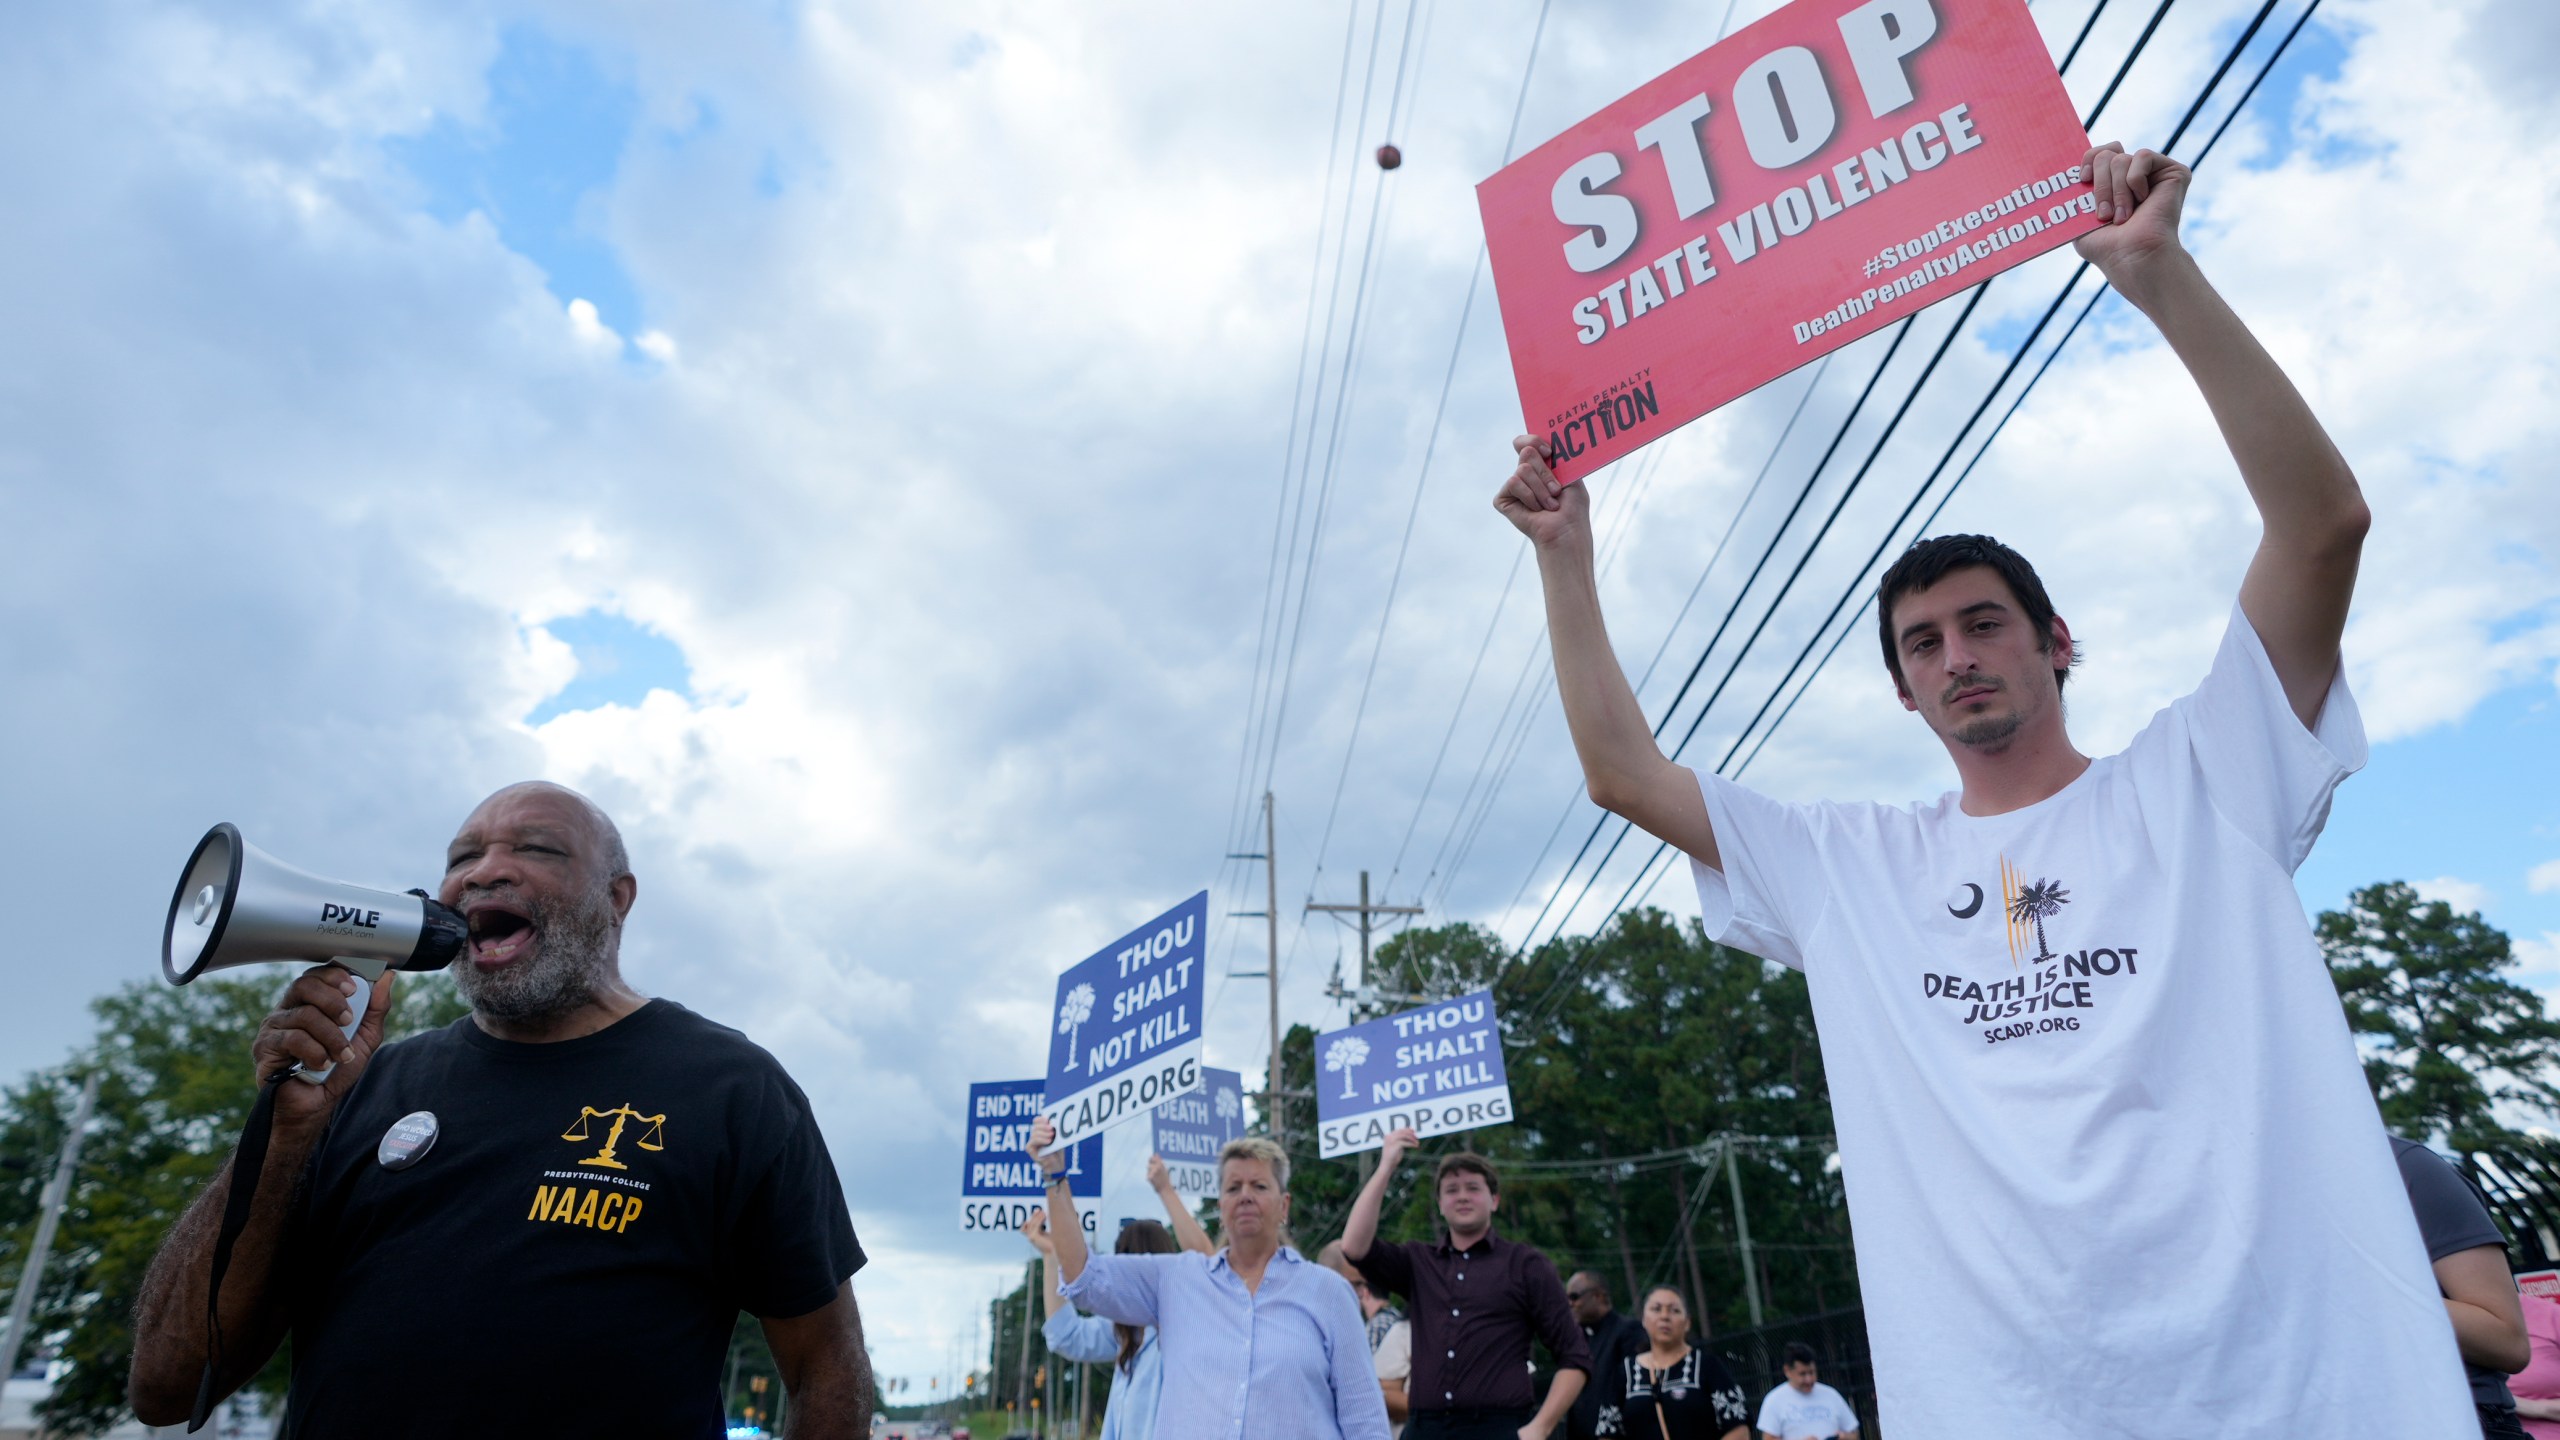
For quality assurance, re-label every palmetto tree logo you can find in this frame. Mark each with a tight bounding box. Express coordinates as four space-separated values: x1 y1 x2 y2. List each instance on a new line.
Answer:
1324 1035 1371 1099
2008 878 2071 961
1057 983 1097 1070
1215 1087 1241 1125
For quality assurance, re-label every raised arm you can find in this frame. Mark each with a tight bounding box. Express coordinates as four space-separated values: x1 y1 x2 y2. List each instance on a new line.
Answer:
1020 1209 1070 1317
1147 1153 1215 1255
1341 1127 1412 1262
1025 1116 1091 1285
2075 143 2369 726
1496 455 1719 865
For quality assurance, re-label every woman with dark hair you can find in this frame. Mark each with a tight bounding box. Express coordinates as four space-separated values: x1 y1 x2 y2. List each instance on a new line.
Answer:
1023 1155 1212 1440
1608 1287 1748 1440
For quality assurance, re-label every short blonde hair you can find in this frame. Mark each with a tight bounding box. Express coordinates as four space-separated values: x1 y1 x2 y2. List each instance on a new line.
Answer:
1218 1135 1291 1191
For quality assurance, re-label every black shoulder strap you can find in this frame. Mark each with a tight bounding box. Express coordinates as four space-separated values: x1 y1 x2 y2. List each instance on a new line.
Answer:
191 1070 292 1432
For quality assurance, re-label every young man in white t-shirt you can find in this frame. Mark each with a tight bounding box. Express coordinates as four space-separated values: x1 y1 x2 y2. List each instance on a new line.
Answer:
1495 142 2476 1436
1755 1346 1857 1440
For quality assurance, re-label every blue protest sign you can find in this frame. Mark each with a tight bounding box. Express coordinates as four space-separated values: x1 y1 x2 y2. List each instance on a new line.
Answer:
1313 989 1514 1158
961 1079 1100 1235
1040 891 1208 1147
1149 1065 1246 1202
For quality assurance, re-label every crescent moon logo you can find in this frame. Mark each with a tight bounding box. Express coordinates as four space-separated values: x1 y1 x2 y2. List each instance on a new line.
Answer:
1948 883 1984 919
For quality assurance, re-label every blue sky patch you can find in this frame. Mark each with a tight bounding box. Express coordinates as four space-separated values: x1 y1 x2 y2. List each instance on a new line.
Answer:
2220 13 2359 171
389 26 647 336
527 610 694 724
2299 680 2560 948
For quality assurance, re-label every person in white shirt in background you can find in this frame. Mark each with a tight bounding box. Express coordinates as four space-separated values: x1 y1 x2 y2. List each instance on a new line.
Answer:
1322 1240 1413 1437
1494 140 2475 1436
1754 1346 1856 1440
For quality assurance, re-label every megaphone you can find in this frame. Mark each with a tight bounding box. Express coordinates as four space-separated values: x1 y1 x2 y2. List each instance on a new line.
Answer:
163 823 467 1083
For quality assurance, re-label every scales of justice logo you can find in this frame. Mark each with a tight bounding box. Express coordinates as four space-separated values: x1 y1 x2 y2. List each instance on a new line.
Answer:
561 1103 668 1170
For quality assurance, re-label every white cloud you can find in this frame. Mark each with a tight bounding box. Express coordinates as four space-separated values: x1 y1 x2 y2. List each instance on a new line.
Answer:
565 296 622 353
2516 932 2560 985
2530 859 2560 894
2415 876 2494 916
1 0 2554 1391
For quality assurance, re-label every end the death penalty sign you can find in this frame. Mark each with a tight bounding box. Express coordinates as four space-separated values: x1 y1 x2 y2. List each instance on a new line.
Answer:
1040 891 1209 1147
1315 990 1515 1159
1150 1065 1248 1203
1475 0 2102 480
960 1079 1102 1235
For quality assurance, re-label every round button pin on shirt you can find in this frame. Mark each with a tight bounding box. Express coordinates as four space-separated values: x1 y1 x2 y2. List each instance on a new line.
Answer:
377 1111 439 1170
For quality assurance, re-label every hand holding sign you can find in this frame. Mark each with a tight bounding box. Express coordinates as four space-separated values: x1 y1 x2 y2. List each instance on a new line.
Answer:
1493 436 1583 546
1026 1114 1062 1174
1020 1206 1056 1256
2072 143 2191 298
1380 1126 1421 1170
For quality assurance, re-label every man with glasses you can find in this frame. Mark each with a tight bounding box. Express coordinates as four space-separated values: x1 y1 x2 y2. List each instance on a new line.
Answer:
1564 1273 1645 1440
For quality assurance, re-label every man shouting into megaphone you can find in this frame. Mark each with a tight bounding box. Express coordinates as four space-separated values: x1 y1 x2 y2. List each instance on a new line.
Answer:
128 782 872 1437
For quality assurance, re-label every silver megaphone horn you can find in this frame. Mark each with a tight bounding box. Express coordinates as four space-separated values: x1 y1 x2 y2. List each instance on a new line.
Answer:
163 823 466 1082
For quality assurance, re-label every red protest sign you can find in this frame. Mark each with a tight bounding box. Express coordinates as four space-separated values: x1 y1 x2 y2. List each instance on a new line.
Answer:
1477 0 2100 480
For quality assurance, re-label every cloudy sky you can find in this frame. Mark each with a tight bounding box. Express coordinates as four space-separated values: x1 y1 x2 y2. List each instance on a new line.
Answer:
3 0 2554 1394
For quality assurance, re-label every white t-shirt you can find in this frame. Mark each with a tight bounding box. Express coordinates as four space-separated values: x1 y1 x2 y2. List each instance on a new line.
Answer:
1691 609 2472 1437
1755 1380 1858 1438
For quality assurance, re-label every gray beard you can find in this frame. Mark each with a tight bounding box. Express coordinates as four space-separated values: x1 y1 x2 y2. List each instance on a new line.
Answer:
453 892 617 1025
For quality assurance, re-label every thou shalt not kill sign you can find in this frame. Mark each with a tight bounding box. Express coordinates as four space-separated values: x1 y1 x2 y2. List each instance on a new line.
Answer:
1040 891 1209 1148
1315 990 1515 1159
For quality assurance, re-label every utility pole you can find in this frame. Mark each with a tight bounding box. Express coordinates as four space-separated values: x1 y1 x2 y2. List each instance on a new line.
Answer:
1309 871 1424 1185
1016 1259 1036 1430
1309 870 1424 1014
1 1072 98 1386
1226 792 1285 1141
1726 1141 1764 1327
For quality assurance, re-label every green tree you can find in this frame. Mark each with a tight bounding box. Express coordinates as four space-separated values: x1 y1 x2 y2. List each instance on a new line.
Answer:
1255 911 1851 1340
2320 880 2560 1151
0 972 468 1435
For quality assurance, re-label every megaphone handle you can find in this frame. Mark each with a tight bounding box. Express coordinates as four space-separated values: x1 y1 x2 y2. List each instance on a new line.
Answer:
293 966 370 1086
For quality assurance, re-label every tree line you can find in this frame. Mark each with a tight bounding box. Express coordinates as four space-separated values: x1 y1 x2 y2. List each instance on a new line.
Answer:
1 882 2551 1433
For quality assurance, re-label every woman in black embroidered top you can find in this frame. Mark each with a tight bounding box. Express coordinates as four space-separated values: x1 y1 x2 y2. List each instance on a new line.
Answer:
1611 1286 1748 1440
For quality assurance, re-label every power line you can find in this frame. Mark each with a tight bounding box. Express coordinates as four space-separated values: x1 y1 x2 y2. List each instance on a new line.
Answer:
1215 0 1368 877
1508 0 2326 1034
1481 360 1831 927
1302 0 1559 907
1500 0 2187 965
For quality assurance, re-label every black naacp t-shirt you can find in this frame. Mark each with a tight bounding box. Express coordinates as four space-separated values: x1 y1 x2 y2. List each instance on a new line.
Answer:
283 1000 862 1437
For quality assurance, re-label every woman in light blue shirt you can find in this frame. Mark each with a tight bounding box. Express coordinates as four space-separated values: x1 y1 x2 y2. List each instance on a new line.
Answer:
1025 1156 1211 1440
1032 1121 1390 1440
